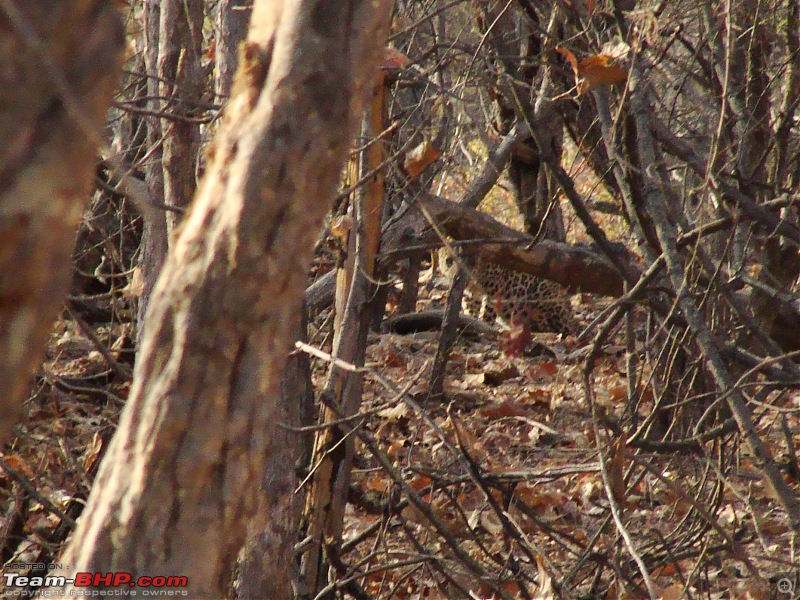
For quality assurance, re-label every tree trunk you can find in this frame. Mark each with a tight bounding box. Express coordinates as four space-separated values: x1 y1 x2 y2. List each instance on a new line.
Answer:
236 304 314 599
137 0 203 349
0 1 124 446
300 79 387 594
158 0 203 233
55 0 390 596
216 0 253 101
137 0 169 349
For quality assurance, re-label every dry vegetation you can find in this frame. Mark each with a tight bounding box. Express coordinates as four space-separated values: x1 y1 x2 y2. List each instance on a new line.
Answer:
2 0 800 598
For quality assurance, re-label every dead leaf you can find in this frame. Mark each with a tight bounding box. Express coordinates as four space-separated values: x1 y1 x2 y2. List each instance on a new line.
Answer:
460 372 488 388
409 474 431 491
652 584 685 600
500 315 532 357
579 55 628 89
122 266 144 298
381 46 411 70
533 555 557 599
403 140 439 178
386 441 404 457
480 400 527 420
82 432 104 474
482 361 520 385
609 432 627 504
0 454 34 479
480 510 503 535
556 46 628 94
377 403 410 420
537 360 559 377
556 46 580 79
516 484 568 511
363 473 389 493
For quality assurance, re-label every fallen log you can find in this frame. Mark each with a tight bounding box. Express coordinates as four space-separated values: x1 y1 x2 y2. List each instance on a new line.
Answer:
305 192 635 311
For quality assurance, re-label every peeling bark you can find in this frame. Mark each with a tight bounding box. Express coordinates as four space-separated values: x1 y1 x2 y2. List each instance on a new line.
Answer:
55 0 390 596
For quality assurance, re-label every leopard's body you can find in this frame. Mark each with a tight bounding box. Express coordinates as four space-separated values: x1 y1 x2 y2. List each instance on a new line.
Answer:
438 248 577 336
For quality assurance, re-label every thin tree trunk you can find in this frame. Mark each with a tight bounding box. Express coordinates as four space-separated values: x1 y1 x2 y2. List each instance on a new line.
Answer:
55 0 390 596
216 0 253 101
137 0 203 349
137 0 168 349
430 264 469 397
158 0 203 233
0 1 123 445
300 80 388 594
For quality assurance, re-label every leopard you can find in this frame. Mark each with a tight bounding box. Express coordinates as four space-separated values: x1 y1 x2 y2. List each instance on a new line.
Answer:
437 246 578 336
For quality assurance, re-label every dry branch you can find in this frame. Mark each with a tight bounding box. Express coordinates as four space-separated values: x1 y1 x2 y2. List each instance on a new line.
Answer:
415 193 630 297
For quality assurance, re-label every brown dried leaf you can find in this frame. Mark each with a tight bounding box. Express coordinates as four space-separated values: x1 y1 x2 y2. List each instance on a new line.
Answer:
556 46 628 94
480 400 527 420
386 441 403 457
409 474 431 491
377 402 410 420
533 555 557 599
500 315 532 357
402 140 439 178
579 54 628 90
381 46 411 70
1 454 35 480
609 432 627 504
82 432 103 474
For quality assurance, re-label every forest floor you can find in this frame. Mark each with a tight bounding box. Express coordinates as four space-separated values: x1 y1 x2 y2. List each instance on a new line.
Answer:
2 169 798 598
316 271 798 600
3 258 797 599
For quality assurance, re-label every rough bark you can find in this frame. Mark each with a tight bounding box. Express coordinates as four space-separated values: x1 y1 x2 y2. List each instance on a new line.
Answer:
55 0 390 596
137 0 169 349
158 0 203 233
430 263 469 397
136 0 203 349
236 304 314 599
216 0 253 101
0 0 124 446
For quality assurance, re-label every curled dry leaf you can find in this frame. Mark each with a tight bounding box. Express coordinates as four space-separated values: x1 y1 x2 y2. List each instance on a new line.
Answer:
479 400 527 420
402 140 440 179
377 402 410 420
500 314 532 357
556 46 628 95
609 431 627 504
381 46 411 70
533 555 557 600
83 432 104 474
330 214 353 243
